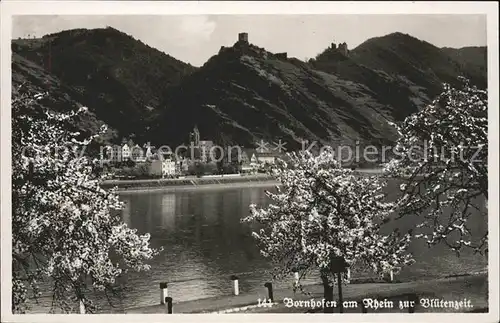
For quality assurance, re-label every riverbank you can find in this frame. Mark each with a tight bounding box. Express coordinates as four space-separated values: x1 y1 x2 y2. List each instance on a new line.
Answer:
124 272 487 314
101 168 385 193
101 174 279 193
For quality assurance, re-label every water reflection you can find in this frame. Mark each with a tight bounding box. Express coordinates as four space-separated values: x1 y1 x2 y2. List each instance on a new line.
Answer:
116 187 277 309
122 197 131 227
161 194 176 230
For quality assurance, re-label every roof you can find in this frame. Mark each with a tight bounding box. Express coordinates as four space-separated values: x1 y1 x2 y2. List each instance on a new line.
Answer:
239 148 283 164
255 151 281 158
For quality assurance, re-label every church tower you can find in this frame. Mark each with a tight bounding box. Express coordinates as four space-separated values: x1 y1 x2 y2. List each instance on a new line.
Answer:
190 125 200 146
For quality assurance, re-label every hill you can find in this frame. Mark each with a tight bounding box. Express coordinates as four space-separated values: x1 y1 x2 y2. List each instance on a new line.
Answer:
12 29 487 155
348 32 486 95
308 33 487 121
441 46 487 84
309 43 428 121
150 38 402 151
12 52 118 152
12 27 196 141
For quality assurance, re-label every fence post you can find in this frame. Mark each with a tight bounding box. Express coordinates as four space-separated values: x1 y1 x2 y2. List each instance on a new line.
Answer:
79 300 85 314
264 282 274 302
230 275 239 296
160 282 168 304
337 272 344 313
165 297 173 314
408 294 418 313
346 268 351 280
361 301 367 313
389 270 394 283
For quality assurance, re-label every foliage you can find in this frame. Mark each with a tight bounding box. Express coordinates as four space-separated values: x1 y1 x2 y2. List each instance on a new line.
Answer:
115 162 151 179
385 78 488 255
124 159 136 168
12 87 161 313
242 150 414 304
187 162 202 178
217 160 242 175
187 161 217 177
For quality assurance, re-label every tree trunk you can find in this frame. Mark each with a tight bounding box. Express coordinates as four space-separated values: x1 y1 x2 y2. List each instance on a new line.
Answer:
321 270 334 313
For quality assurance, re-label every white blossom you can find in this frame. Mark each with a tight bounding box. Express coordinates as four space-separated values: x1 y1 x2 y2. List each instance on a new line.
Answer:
12 87 161 313
384 78 488 255
242 150 414 299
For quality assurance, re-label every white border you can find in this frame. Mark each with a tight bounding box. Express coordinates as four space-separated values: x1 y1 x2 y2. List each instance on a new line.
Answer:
1 1 498 323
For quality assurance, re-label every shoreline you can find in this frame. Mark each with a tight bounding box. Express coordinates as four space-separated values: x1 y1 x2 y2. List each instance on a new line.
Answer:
102 168 386 193
115 180 279 194
101 175 279 193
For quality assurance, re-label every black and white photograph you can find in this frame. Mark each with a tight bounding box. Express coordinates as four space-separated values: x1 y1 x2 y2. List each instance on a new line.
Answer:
1 1 498 322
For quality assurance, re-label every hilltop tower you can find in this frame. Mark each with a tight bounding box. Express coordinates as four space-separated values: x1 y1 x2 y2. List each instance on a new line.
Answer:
238 32 249 43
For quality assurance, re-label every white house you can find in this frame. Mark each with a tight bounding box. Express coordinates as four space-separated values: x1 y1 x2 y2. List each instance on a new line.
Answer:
247 151 278 165
163 159 176 177
150 159 177 178
121 144 131 161
241 149 278 173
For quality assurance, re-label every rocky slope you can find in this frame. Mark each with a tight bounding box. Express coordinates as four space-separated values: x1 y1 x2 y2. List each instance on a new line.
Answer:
12 52 118 149
12 27 196 142
152 40 401 150
152 34 487 150
441 46 487 85
348 32 486 95
12 28 487 153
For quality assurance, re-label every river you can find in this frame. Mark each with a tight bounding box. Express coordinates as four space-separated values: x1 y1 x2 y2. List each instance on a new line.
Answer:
26 181 488 313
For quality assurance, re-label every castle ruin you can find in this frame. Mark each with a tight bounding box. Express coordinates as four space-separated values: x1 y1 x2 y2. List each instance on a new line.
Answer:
238 32 249 43
329 41 349 57
275 52 288 59
338 42 348 56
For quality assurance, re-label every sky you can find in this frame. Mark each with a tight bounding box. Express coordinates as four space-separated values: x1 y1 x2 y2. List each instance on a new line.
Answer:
13 15 487 67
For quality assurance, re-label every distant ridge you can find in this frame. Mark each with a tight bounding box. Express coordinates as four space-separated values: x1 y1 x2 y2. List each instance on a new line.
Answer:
12 27 196 142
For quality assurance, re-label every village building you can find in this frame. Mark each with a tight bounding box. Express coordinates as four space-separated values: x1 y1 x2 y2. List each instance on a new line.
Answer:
188 125 215 162
103 142 155 164
150 158 177 178
240 147 282 173
199 140 214 162
102 145 123 163
121 144 131 161
144 142 156 160
131 144 146 162
176 157 190 174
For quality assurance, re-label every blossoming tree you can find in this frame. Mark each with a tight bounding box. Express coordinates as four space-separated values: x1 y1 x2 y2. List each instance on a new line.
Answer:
12 86 160 313
384 78 488 256
242 150 413 313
